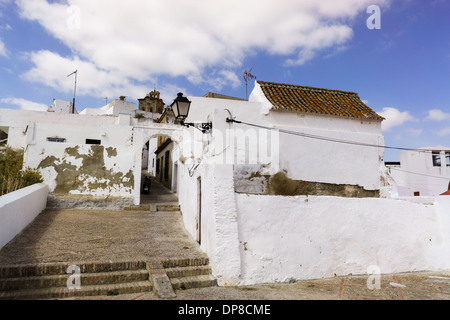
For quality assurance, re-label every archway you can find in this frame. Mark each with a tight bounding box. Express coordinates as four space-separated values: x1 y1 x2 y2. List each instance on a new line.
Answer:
132 125 184 206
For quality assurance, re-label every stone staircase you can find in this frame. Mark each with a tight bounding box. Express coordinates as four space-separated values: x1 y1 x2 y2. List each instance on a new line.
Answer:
123 203 180 212
0 258 216 300
163 258 217 291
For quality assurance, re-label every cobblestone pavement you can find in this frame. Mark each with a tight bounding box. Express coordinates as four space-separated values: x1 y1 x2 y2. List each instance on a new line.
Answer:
1 177 449 302
0 208 207 265
1 206 449 301
60 270 450 300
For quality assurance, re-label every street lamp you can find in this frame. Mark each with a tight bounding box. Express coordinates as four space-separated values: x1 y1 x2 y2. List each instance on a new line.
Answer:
171 92 191 122
171 92 212 133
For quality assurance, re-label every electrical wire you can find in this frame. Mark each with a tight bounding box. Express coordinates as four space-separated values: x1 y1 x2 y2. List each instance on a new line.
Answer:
227 118 441 154
388 167 450 180
226 117 450 184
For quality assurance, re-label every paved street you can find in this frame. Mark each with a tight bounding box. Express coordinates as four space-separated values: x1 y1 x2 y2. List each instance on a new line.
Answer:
1 205 448 301
60 270 450 300
0 208 206 265
0 178 449 301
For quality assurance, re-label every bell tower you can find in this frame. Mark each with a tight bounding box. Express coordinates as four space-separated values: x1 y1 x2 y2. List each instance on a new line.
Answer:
138 90 165 114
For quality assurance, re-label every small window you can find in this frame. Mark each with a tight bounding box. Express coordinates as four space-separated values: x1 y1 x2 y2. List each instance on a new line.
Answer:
446 151 450 167
432 151 441 167
86 139 101 145
47 137 66 143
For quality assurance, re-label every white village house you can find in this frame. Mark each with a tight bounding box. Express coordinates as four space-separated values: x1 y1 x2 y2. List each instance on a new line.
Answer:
1 80 449 286
386 147 450 197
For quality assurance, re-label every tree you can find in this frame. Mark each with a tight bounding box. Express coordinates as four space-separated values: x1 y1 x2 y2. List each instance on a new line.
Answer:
0 147 43 196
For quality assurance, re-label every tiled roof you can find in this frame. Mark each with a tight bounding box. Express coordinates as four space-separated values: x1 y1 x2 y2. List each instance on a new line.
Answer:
257 80 384 121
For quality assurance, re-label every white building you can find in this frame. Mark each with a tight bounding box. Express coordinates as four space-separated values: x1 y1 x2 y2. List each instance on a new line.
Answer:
48 99 75 114
386 146 450 196
1 80 450 286
173 81 450 286
79 96 136 116
0 100 178 209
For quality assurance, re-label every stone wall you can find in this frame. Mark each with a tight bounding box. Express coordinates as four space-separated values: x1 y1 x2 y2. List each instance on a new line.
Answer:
234 170 380 198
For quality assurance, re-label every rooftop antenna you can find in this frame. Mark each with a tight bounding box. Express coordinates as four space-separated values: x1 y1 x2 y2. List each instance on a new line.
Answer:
243 68 256 100
67 70 77 114
102 97 108 105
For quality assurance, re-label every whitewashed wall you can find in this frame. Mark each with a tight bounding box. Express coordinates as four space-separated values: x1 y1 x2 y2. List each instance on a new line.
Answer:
0 109 138 204
388 147 450 196
234 194 450 285
0 183 48 250
249 81 385 191
24 118 135 198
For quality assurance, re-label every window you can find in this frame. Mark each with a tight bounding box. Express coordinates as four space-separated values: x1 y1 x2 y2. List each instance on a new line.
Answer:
86 139 101 145
446 151 450 167
47 137 66 143
432 151 441 167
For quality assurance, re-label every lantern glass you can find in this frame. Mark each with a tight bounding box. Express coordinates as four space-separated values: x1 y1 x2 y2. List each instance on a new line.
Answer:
171 92 191 121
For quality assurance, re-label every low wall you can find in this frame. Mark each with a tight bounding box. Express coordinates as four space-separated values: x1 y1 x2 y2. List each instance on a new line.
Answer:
46 193 134 210
234 194 450 285
0 183 48 250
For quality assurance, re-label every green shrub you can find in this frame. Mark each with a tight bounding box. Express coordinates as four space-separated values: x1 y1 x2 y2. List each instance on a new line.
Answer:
0 147 43 196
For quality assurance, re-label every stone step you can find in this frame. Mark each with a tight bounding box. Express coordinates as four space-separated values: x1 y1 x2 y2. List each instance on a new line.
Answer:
165 265 213 279
0 258 215 298
0 269 149 291
156 204 180 212
0 261 147 278
122 203 179 212
161 257 210 269
170 274 217 290
123 205 151 211
0 281 152 300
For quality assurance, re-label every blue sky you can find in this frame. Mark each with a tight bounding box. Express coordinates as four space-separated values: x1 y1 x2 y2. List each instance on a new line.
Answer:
0 0 449 161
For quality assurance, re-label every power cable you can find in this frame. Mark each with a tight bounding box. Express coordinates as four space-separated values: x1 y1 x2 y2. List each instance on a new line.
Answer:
226 118 441 154
388 167 450 181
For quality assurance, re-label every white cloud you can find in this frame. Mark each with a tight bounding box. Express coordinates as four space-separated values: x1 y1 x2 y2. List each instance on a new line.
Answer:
0 97 49 111
0 24 12 31
16 0 388 95
22 50 152 98
377 107 417 131
404 128 423 137
435 127 450 137
21 50 188 103
0 39 7 57
426 109 450 121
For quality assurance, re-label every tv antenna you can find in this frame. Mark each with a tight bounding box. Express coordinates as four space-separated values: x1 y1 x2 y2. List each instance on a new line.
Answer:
67 70 77 114
243 68 256 100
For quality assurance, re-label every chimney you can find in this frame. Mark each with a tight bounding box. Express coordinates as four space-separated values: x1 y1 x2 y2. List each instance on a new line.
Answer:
119 96 126 101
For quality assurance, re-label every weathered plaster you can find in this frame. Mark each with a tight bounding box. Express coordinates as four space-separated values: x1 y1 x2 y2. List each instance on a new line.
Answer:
234 170 380 198
38 145 134 196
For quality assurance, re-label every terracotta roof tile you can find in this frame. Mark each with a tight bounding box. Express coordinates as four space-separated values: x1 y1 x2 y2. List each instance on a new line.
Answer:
258 80 384 121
